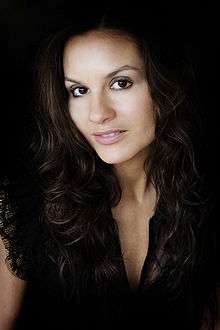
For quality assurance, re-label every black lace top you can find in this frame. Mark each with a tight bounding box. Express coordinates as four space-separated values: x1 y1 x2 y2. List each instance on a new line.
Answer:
0 175 217 330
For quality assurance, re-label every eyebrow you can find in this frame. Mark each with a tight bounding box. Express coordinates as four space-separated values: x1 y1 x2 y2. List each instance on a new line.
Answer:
64 65 143 84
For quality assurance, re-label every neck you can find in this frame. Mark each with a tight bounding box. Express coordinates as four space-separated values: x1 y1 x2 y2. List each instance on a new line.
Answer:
113 149 151 204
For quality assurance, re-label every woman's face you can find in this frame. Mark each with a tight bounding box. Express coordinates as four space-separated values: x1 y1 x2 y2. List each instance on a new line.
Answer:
63 30 156 165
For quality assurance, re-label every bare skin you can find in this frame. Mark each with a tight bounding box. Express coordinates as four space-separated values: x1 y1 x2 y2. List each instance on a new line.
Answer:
64 30 220 325
0 237 26 330
112 182 157 291
64 30 157 292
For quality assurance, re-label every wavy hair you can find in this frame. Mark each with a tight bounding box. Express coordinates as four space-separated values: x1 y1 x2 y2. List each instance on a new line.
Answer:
30 17 217 327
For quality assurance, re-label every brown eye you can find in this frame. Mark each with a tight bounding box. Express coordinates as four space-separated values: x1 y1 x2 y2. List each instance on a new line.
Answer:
111 78 133 90
71 86 88 97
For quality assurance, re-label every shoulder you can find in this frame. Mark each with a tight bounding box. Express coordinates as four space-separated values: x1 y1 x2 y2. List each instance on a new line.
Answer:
0 234 27 329
0 174 50 281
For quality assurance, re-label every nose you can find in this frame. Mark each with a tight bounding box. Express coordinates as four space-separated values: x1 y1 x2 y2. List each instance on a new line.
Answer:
89 94 116 124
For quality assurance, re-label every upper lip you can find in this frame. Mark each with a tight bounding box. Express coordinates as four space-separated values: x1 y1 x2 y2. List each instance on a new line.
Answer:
93 129 126 136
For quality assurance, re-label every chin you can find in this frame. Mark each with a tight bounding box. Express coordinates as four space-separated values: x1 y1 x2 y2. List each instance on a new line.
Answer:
96 155 122 164
96 151 135 165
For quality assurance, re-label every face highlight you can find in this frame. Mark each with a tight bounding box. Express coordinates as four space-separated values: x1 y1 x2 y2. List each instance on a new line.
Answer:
63 30 156 165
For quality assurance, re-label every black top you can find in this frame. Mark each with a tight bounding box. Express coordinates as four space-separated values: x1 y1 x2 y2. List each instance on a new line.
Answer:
0 175 217 329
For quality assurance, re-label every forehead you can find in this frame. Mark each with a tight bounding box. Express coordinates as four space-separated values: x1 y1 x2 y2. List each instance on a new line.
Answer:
63 31 144 74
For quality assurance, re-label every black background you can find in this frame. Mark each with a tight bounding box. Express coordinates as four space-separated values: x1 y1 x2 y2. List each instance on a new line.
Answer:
0 1 219 202
0 1 219 327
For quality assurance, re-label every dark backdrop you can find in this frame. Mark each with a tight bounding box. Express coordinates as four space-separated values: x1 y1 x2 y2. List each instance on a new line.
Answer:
0 1 219 211
0 0 219 322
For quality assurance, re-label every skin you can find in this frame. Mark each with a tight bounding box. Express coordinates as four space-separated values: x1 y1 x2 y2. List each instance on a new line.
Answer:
63 30 158 290
0 237 27 329
0 31 218 329
63 30 156 204
64 30 220 320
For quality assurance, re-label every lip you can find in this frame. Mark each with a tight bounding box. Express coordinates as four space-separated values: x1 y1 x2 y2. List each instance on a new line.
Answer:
93 129 126 136
93 130 127 145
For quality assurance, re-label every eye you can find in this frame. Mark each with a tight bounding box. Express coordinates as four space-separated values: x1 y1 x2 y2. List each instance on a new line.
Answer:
70 86 88 97
110 78 133 90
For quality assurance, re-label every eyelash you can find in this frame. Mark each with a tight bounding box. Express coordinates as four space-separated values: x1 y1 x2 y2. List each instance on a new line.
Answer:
69 77 133 98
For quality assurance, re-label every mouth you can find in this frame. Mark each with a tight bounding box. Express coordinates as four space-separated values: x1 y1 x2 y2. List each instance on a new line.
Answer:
93 130 127 145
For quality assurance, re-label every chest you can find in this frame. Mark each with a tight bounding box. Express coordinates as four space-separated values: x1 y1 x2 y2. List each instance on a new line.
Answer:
112 204 153 291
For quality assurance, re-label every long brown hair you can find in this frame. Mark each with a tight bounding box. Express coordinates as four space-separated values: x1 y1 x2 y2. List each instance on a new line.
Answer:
30 17 217 327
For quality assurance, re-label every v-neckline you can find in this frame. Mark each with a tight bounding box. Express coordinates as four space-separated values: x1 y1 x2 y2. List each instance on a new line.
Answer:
116 207 160 294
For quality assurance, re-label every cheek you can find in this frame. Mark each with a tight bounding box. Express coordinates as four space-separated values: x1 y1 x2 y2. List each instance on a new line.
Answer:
68 103 86 130
130 93 156 143
119 90 155 125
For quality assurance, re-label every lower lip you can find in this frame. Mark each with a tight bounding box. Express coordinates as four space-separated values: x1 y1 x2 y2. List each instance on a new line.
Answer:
93 131 127 145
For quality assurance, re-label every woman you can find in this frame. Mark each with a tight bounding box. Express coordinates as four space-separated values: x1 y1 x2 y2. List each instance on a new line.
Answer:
0 11 219 329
